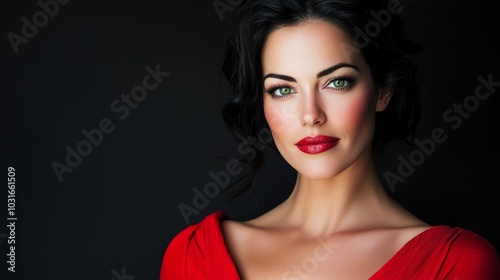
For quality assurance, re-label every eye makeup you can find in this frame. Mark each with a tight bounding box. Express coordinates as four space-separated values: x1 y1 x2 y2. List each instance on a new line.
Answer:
264 75 357 99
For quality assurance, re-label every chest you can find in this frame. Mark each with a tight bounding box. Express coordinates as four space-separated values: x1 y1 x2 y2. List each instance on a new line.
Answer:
226 229 402 280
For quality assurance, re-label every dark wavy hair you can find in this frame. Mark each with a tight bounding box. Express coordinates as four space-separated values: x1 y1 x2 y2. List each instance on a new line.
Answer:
219 0 423 198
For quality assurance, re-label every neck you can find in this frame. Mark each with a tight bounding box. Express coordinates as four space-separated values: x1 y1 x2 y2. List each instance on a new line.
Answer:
273 151 397 237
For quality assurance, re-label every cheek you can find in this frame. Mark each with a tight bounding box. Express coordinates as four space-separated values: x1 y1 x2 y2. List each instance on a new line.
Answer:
264 101 295 135
335 94 374 130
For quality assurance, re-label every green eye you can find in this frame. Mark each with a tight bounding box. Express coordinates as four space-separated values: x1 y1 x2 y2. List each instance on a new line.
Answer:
266 84 295 99
326 77 355 90
277 87 292 95
271 86 293 96
330 79 347 88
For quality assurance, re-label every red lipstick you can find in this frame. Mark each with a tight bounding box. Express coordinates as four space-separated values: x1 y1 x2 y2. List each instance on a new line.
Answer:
295 135 339 154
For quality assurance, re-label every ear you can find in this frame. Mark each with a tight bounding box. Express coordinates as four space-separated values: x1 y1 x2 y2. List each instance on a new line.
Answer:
375 86 393 112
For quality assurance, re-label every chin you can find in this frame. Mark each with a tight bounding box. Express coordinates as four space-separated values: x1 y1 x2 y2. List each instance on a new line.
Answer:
298 170 342 181
292 160 347 181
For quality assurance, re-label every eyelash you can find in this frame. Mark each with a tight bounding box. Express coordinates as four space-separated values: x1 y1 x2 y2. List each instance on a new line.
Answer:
265 83 292 99
265 76 356 99
324 76 355 91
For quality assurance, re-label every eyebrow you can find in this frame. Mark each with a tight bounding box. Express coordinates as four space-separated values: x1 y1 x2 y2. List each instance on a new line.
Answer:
263 62 359 82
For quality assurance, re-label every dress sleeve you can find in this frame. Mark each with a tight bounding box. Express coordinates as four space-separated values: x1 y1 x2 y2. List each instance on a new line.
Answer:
443 229 500 280
158 211 239 280
159 224 197 280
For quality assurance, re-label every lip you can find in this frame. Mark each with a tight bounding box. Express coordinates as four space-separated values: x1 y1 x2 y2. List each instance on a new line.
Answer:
295 135 339 154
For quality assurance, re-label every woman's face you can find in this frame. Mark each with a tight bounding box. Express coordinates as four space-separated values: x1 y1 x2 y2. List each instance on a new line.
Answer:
262 20 391 179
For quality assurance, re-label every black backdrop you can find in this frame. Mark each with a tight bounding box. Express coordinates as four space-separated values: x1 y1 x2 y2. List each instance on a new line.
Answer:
1 1 499 279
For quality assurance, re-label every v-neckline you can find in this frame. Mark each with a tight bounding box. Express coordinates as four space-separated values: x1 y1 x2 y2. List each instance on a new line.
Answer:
212 210 444 279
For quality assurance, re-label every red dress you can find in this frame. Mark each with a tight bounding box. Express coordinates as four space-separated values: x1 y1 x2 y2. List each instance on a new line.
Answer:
160 211 500 279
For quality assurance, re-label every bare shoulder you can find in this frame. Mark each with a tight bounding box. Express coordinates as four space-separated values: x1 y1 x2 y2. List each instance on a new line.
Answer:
221 208 283 234
220 210 298 258
220 218 252 241
220 216 257 251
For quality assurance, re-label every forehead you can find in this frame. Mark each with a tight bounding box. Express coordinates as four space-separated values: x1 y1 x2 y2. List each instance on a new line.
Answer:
261 20 364 74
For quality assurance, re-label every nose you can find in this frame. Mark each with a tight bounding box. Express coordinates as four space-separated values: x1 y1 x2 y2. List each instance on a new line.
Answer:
300 91 326 127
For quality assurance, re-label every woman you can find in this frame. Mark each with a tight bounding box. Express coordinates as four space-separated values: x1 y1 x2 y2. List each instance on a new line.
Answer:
160 0 500 279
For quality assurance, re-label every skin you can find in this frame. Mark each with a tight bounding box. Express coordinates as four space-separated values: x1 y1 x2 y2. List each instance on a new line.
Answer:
221 20 430 280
